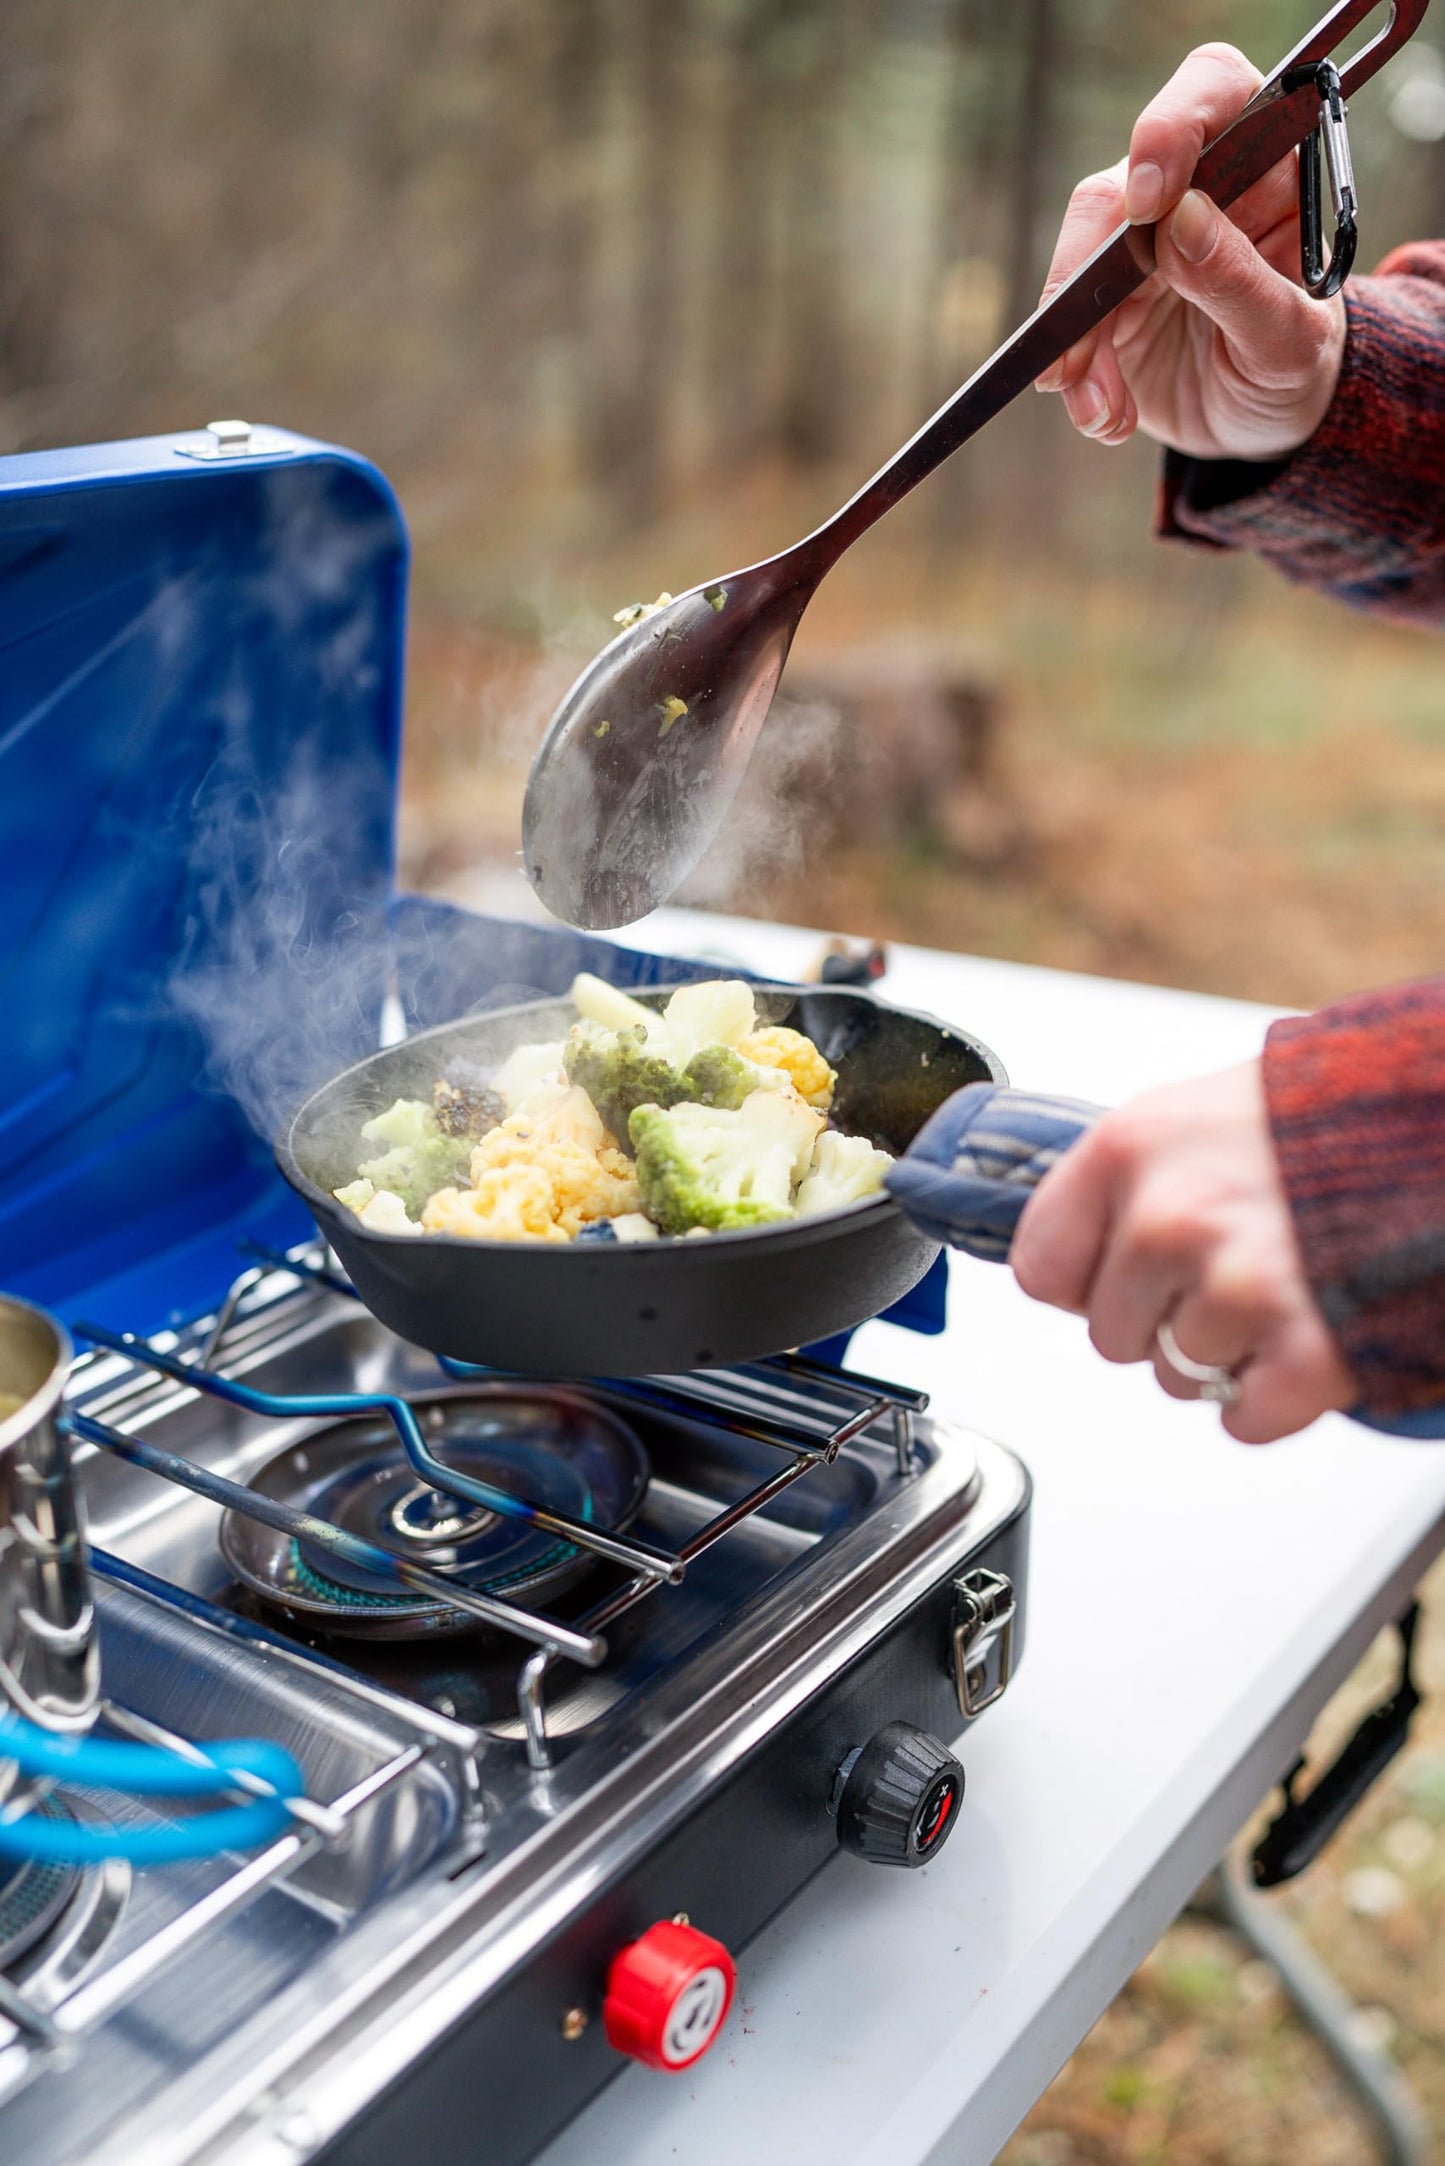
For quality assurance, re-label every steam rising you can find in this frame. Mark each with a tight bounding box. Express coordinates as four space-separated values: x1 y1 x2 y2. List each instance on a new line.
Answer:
168 737 569 1146
169 744 392 1138
679 688 847 912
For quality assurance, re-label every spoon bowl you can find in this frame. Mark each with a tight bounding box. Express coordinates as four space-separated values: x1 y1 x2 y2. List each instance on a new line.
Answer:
522 554 817 930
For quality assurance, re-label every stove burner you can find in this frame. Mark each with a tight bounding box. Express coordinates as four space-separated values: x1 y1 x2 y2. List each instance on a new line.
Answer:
220 1386 650 1640
0 1799 81 1972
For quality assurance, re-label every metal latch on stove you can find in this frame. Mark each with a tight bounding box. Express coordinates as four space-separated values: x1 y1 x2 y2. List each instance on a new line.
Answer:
950 1568 1015 1717
174 418 298 461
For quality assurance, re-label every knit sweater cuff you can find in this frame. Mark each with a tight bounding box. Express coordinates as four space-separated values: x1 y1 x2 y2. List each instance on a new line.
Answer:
1263 979 1445 1414
1156 242 1445 629
1158 274 1402 551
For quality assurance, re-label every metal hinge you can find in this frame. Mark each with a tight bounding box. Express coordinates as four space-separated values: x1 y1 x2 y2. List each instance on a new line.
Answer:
950 1568 1015 1717
174 418 297 462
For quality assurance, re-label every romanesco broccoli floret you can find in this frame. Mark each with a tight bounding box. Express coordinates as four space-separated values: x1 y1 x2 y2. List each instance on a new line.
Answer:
356 1098 473 1217
629 1090 825 1234
563 1021 687 1139
564 1021 788 1136
793 1130 893 1217
676 1044 760 1109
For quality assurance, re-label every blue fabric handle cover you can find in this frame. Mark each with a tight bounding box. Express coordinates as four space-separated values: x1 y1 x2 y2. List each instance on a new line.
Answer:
885 1083 1102 1261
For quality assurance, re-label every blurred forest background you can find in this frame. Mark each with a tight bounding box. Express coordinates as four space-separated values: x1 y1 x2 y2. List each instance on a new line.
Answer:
9 3 1445 2157
8 0 1445 1005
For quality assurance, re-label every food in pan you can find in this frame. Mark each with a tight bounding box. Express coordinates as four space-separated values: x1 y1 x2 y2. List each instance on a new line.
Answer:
333 974 893 1244
612 591 674 628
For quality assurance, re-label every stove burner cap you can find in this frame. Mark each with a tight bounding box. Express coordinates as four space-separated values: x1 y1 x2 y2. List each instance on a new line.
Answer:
0 1798 81 1972
220 1386 649 1640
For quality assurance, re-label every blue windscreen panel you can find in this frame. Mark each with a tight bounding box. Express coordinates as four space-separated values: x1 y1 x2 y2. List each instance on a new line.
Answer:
0 428 945 1349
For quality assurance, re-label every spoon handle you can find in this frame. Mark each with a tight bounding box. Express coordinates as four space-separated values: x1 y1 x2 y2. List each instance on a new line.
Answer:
810 0 1426 562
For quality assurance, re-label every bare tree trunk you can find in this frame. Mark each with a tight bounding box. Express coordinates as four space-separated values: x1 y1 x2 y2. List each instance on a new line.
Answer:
775 1 852 470
1001 0 1059 337
584 0 686 523
0 2 66 424
1001 0 1064 533
704 0 774 470
924 0 990 534
548 0 608 474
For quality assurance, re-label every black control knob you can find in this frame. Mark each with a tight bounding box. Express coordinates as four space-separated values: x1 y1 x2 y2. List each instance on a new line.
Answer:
833 1722 964 1868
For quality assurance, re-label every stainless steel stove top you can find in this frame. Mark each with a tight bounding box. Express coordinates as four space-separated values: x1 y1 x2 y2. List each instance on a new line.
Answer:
0 1262 1028 2166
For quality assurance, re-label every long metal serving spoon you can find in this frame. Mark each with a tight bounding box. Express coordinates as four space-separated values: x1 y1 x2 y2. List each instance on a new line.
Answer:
524 0 1423 931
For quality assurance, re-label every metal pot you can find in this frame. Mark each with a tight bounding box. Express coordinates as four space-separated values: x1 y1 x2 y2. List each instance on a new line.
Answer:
0 1296 99 1817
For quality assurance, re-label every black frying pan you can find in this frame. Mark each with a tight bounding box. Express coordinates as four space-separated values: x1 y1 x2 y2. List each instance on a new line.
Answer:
278 984 1004 1377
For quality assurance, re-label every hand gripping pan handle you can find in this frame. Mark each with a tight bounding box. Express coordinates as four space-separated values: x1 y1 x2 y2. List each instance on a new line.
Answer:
828 0 1429 548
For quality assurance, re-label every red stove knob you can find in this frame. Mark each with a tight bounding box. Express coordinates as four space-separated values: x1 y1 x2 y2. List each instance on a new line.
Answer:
603 1920 736 2071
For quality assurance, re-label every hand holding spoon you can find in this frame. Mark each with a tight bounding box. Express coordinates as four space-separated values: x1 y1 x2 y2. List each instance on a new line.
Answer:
523 0 1420 931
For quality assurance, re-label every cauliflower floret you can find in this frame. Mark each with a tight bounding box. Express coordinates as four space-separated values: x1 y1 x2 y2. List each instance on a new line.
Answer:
355 1098 472 1217
657 979 756 1060
629 1089 824 1234
512 1083 607 1154
357 1187 424 1236
794 1130 893 1218
334 1176 425 1235
491 1038 568 1112
423 1167 569 1243
610 1212 659 1242
737 1026 836 1111
568 973 757 1069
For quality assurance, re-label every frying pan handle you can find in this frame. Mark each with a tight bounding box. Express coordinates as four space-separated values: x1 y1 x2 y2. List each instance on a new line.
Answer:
885 1084 1102 1262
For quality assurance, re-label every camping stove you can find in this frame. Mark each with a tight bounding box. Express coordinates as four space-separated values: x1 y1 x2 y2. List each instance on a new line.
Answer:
0 1250 1028 2166
0 423 1028 2166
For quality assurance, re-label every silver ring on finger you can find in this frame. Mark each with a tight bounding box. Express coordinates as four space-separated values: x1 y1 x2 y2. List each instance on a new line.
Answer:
1155 1318 1243 1408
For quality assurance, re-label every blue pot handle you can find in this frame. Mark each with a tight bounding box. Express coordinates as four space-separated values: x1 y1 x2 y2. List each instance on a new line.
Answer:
886 1083 1101 1261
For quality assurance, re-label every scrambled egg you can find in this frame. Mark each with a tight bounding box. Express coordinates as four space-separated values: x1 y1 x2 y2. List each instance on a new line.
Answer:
737 1027 836 1112
420 1086 640 1242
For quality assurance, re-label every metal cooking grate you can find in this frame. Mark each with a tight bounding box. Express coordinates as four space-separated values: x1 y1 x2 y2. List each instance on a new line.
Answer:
73 1244 929 1768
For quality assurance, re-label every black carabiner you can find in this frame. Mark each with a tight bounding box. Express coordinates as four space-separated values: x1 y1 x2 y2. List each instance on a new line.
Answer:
1284 58 1358 298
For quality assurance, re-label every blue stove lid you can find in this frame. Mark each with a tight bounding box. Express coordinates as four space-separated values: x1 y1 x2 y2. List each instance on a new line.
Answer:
0 426 407 1327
